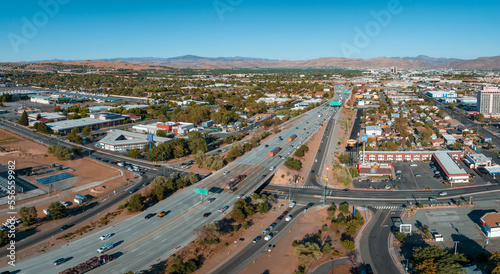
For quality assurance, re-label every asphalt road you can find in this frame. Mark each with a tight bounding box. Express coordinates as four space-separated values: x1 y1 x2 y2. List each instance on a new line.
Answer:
360 209 403 274
0 96 346 273
211 205 308 274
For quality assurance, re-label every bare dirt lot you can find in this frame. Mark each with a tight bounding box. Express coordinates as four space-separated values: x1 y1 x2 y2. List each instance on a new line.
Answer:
0 129 134 221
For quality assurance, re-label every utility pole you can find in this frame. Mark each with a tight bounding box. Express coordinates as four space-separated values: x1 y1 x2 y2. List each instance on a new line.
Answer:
454 241 459 255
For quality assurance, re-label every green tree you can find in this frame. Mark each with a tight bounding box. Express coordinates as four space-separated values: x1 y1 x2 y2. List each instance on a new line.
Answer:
81 126 93 141
412 246 467 274
448 103 456 110
67 127 82 143
341 239 355 251
18 110 29 126
232 198 254 221
127 193 145 212
188 131 208 153
252 193 260 200
476 113 485 122
339 202 350 214
48 201 68 220
322 243 332 254
33 122 51 133
337 154 350 164
257 201 270 213
47 145 73 160
127 148 141 158
19 206 37 226
284 157 302 170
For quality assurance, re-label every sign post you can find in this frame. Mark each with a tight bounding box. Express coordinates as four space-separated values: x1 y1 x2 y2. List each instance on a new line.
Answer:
194 188 209 201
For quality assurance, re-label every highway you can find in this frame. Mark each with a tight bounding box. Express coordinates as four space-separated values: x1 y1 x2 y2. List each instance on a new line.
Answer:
0 94 347 273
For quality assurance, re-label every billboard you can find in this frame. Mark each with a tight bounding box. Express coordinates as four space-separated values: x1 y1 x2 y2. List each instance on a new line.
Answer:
361 135 368 142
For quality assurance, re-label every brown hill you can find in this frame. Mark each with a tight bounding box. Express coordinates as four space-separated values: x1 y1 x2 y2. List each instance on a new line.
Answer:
442 56 500 70
39 60 171 70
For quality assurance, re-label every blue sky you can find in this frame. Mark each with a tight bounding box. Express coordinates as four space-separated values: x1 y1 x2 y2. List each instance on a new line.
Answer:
1 0 499 62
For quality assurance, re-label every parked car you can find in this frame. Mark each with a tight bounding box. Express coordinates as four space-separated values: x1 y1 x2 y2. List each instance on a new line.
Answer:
100 233 112 240
289 201 296 208
285 215 293 222
264 233 273 241
59 201 69 207
129 188 137 194
269 222 277 229
253 236 262 243
261 229 270 235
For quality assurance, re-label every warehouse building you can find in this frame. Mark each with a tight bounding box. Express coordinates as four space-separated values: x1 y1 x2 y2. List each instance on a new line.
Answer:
47 112 124 134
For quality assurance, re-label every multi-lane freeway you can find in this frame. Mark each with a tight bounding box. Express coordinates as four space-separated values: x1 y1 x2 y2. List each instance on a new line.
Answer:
0 94 347 273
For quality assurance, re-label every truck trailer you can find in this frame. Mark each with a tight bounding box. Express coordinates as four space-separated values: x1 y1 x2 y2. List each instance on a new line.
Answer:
269 147 281 156
288 134 297 141
226 175 245 190
59 254 114 274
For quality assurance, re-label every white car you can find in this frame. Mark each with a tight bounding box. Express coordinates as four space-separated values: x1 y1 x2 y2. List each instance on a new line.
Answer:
100 233 112 240
264 233 273 241
97 242 113 253
438 192 447 196
269 166 274 171
236 194 244 199
289 201 296 208
59 201 69 207
285 215 293 222
410 164 418 167
223 171 230 175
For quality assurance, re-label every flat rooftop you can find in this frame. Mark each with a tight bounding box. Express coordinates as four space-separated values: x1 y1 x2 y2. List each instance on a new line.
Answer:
482 212 500 229
99 130 172 146
47 116 124 131
467 154 491 163
434 151 468 175
483 165 500 174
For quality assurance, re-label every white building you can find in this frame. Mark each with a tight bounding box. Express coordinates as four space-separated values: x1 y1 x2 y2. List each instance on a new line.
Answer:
481 213 500 237
366 126 382 137
477 86 500 115
426 90 457 99
97 130 172 151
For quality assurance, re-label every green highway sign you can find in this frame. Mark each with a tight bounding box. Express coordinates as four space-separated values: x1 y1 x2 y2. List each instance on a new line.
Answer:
194 188 209 195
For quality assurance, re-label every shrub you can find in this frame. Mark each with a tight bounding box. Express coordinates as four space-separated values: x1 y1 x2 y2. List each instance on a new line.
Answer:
242 222 249 229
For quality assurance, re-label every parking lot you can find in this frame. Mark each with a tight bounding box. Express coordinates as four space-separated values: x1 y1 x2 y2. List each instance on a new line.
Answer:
353 159 493 190
401 206 500 256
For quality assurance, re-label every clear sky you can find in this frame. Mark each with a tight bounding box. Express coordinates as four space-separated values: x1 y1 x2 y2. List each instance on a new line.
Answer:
1 0 499 62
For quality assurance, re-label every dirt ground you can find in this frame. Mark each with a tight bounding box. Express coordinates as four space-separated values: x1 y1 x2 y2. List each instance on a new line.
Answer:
269 122 327 187
240 207 332 274
0 129 135 222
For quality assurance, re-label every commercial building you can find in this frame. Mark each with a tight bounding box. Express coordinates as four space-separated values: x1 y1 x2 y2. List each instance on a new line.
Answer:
480 213 500 238
457 96 477 104
28 112 67 122
357 163 393 176
47 112 124 134
464 154 492 169
132 121 195 136
477 86 500 115
97 130 172 151
442 134 457 145
366 126 382 137
358 151 469 183
30 95 72 105
426 90 457 99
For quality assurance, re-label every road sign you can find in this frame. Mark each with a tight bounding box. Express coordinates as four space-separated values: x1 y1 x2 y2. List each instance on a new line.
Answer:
361 135 368 142
194 188 209 195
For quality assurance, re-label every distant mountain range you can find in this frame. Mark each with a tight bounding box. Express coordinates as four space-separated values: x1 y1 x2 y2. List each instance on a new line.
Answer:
31 55 500 70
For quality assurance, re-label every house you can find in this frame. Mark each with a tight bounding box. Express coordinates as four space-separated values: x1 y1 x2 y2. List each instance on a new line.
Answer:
366 126 382 137
432 139 444 147
443 134 457 145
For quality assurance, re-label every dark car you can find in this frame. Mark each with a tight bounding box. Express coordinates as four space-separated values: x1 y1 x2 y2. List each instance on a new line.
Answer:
265 144 269 148
144 213 155 219
129 188 137 194
253 236 262 243
283 210 289 215
307 202 315 207
60 224 71 231
53 258 66 265
203 212 211 218
142 181 150 186
277 215 284 221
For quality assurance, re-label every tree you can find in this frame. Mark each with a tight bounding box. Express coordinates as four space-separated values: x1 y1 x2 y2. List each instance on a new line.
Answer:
18 110 28 126
67 127 82 143
232 198 255 222
257 201 270 213
47 145 72 160
81 126 93 141
48 201 68 220
188 131 208 153
328 204 337 215
476 113 485 122
448 103 456 110
339 202 350 214
337 154 350 164
33 122 51 133
322 243 332 254
252 193 260 200
19 206 37 226
412 246 468 274
127 148 141 158
294 242 322 266
127 193 145 212
341 239 355 251
284 157 302 170
452 142 463 150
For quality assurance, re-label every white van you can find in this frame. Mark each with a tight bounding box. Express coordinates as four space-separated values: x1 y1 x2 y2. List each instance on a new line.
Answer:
285 215 293 222
264 233 273 241
97 242 114 253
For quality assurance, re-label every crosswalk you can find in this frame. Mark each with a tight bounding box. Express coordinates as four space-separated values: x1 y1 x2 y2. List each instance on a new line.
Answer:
369 205 402 210
299 185 321 189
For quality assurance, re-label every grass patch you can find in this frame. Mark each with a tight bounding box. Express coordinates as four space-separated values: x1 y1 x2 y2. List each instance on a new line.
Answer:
0 137 19 144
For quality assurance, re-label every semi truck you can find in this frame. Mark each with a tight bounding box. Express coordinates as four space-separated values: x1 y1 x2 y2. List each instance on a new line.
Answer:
269 147 281 156
226 175 245 190
288 134 297 142
59 254 114 274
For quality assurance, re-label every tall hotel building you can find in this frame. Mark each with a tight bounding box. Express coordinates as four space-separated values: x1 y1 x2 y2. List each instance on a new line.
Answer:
477 86 500 115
